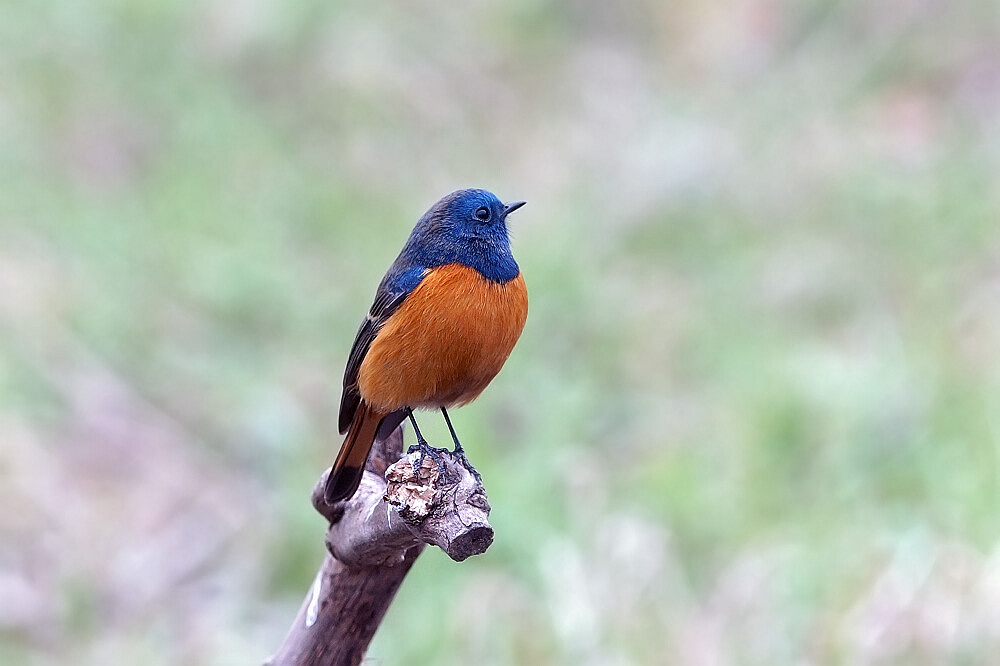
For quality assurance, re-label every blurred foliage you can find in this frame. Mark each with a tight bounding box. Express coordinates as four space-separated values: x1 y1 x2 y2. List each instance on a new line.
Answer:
1 1 1000 664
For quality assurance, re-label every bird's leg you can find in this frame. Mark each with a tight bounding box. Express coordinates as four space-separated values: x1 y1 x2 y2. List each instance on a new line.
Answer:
440 406 465 455
406 407 428 447
441 407 482 484
406 407 447 477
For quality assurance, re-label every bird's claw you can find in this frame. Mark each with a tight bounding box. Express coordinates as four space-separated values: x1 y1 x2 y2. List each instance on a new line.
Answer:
405 442 482 485
407 441 449 479
453 449 483 485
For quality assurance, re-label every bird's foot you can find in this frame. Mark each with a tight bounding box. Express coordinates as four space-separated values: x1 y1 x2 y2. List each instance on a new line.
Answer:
407 441 449 480
452 447 483 485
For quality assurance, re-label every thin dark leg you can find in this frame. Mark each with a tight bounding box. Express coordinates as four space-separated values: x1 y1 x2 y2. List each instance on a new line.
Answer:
440 407 482 484
440 406 464 455
406 407 446 476
406 408 428 447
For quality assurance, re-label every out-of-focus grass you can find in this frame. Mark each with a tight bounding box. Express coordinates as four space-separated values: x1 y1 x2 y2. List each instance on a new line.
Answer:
2 1 999 664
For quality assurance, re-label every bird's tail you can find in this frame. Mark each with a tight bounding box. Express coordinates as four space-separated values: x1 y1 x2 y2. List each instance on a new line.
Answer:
324 401 386 503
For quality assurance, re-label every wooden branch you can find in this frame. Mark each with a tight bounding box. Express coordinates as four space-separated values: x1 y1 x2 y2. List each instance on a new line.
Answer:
266 427 493 666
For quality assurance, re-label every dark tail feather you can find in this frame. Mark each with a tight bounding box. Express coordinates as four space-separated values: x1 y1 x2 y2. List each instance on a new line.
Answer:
324 401 385 503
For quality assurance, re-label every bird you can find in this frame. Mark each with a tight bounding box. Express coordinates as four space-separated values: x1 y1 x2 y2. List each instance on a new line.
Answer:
324 188 528 504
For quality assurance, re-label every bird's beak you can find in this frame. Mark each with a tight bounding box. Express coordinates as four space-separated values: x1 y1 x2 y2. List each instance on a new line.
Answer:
503 201 527 217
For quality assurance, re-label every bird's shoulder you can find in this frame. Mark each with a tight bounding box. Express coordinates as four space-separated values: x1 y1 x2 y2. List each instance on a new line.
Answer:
338 261 429 433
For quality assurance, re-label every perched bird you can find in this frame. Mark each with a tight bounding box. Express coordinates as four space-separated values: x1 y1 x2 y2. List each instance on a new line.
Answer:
324 189 528 503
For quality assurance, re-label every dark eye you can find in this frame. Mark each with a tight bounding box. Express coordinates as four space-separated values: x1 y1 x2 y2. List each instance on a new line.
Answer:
474 206 491 222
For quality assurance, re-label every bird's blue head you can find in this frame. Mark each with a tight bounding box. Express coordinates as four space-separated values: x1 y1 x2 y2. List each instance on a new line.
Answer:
399 189 526 284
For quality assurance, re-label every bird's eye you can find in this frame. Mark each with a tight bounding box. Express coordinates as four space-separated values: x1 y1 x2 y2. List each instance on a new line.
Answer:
474 206 491 222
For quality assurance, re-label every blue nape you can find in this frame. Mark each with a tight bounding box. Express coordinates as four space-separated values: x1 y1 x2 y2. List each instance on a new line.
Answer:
388 189 521 286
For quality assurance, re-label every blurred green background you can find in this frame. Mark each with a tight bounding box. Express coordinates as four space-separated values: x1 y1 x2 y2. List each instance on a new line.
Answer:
2 1 999 664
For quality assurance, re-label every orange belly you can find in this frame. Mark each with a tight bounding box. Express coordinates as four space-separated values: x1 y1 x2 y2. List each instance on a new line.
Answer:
357 263 528 412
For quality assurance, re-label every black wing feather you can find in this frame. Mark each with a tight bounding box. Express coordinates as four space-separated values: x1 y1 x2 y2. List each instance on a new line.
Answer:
337 287 411 433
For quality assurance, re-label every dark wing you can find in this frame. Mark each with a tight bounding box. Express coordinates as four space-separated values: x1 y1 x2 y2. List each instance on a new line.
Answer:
338 266 428 433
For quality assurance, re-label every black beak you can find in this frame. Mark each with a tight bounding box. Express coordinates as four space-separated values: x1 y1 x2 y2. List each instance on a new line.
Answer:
503 200 527 217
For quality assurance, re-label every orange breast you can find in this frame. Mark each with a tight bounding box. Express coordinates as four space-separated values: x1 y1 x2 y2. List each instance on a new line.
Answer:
357 263 528 412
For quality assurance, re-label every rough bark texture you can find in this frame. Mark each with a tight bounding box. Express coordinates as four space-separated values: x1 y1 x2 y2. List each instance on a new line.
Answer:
264 545 423 666
266 427 493 666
